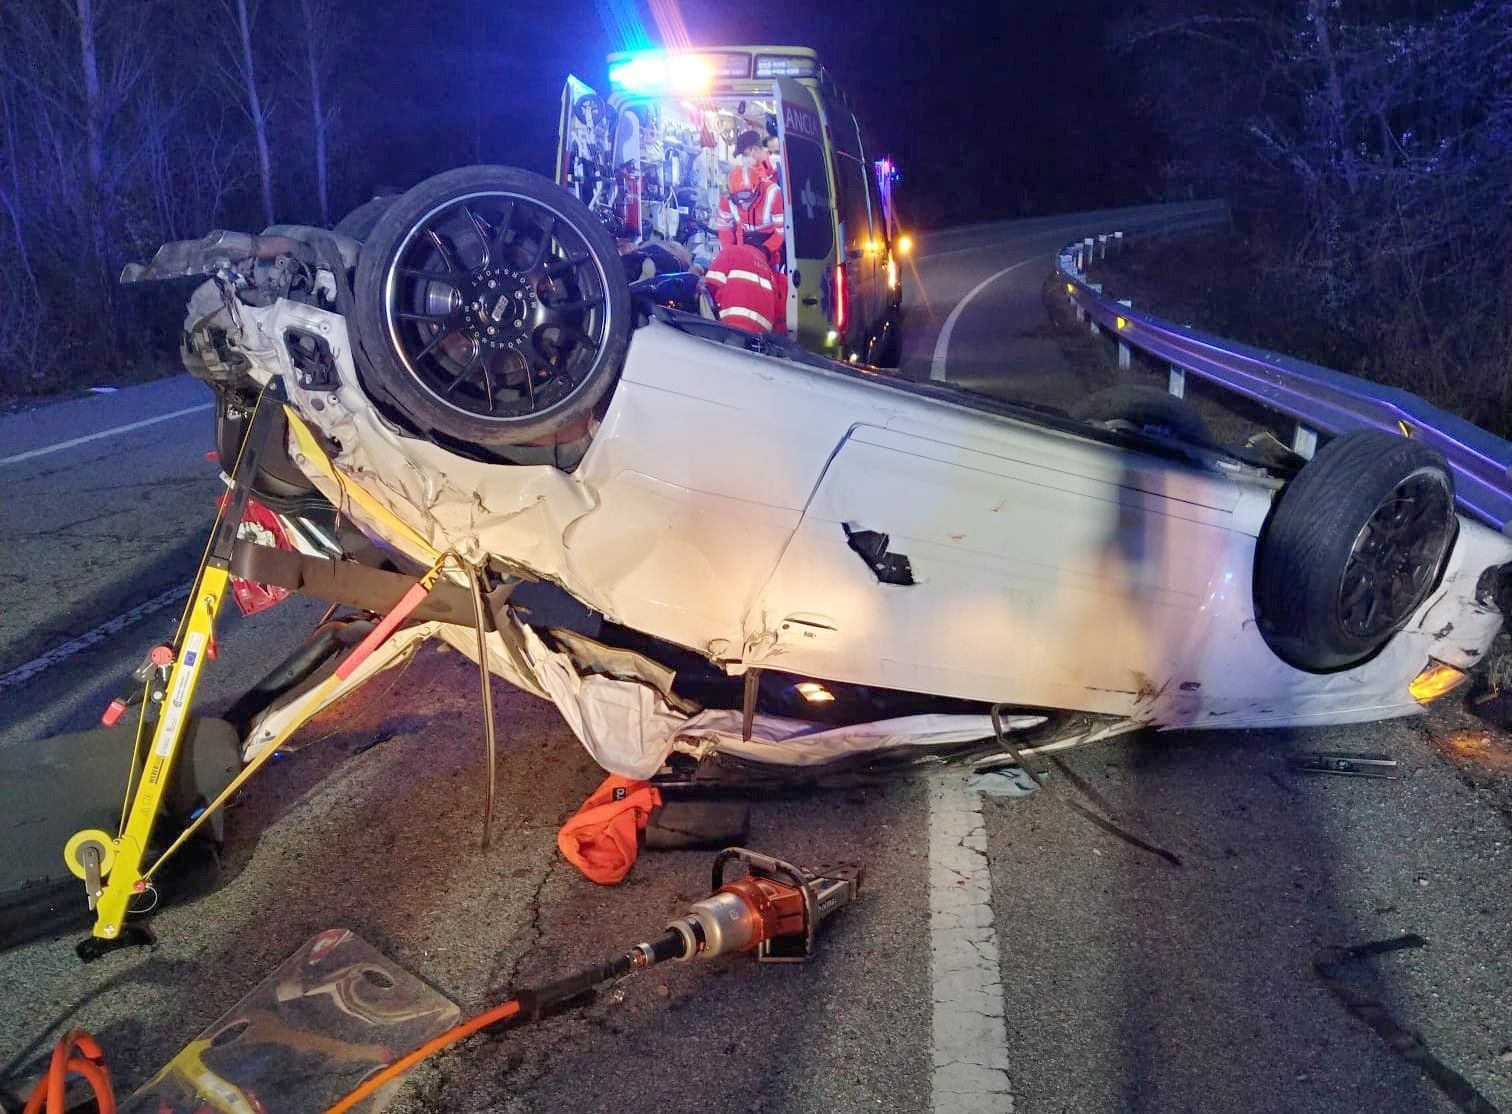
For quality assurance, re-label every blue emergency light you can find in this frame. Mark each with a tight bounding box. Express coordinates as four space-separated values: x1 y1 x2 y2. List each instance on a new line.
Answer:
607 50 752 93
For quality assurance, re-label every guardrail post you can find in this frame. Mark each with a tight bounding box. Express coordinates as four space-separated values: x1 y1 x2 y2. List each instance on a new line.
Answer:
1083 237 1094 266
1292 425 1319 460
1168 366 1186 399
1114 231 1124 252
1088 283 1103 335
1098 235 1109 260
1116 299 1132 369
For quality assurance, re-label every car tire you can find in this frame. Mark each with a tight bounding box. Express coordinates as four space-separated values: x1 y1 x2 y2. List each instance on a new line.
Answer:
351 165 631 451
1072 384 1211 446
332 193 399 241
1255 430 1456 671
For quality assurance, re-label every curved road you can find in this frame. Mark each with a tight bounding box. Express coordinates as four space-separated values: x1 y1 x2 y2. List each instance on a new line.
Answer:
1 210 1508 1114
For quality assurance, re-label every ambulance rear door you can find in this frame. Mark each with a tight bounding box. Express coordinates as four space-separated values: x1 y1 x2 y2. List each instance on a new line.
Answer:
774 78 837 349
826 107 883 345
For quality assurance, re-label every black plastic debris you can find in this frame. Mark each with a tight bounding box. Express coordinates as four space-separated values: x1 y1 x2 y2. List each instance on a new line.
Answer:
644 801 751 851
842 524 915 586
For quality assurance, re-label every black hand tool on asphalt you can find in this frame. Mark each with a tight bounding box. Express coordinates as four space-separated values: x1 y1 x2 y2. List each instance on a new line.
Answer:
1286 751 1399 778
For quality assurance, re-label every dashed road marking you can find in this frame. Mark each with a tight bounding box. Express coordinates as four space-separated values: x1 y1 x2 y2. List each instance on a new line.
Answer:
0 403 213 466
0 585 189 691
929 257 1044 383
929 773 1014 1113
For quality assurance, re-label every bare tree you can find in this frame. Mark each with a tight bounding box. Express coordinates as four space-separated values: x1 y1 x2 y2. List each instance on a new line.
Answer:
219 0 275 226
296 0 340 225
0 0 257 394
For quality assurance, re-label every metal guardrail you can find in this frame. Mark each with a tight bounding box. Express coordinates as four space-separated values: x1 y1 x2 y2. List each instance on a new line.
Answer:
1057 218 1512 538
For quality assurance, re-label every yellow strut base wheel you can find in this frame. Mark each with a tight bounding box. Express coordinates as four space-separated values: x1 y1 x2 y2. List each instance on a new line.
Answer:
64 829 116 881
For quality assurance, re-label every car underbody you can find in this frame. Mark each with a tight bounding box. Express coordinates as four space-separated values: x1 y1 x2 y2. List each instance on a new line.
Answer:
111 164 1511 787
156 269 1509 779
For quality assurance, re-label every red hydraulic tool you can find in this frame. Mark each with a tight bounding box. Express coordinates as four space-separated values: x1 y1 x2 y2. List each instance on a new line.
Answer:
325 848 861 1113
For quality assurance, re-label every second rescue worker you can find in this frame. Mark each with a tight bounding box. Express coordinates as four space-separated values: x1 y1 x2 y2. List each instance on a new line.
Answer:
707 131 788 335
715 158 785 265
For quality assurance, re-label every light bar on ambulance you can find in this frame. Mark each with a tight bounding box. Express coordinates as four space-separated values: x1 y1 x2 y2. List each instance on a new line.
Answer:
754 54 817 78
607 51 750 93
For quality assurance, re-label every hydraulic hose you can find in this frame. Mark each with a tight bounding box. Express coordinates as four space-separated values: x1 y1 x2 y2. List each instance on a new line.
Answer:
20 1029 115 1114
323 997 521 1114
323 929 687 1114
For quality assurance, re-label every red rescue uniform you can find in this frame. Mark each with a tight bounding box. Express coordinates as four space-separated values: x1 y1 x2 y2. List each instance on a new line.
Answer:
705 243 784 335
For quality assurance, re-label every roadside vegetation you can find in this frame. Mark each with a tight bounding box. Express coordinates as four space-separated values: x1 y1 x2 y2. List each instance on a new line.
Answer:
0 1 568 405
3 0 1508 433
1115 0 1512 439
0 2 352 400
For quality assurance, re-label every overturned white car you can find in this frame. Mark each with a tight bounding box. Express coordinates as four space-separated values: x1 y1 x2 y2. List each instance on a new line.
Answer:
128 165 1512 780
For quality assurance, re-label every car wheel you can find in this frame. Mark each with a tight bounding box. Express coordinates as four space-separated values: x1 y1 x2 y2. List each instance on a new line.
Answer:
333 194 399 241
1072 384 1211 446
1255 430 1456 671
351 165 631 450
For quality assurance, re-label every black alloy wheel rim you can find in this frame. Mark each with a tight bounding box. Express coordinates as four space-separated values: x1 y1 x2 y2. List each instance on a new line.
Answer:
1337 470 1454 641
381 192 610 421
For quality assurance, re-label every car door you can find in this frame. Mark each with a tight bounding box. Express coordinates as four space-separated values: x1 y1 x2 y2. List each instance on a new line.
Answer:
774 78 836 346
745 412 1247 714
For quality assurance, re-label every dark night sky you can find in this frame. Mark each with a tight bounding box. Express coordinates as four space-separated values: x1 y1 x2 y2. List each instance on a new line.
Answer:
341 0 1162 228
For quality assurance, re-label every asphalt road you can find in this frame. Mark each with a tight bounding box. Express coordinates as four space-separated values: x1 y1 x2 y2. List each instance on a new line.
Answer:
2 209 1510 1114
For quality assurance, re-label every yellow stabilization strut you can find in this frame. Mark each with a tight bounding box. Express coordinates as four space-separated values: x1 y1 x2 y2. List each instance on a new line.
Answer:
65 389 457 947
65 388 284 943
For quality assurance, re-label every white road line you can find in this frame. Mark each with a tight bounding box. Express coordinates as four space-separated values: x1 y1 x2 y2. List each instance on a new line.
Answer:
929 773 1015 1113
928 257 1044 383
0 585 189 691
0 403 214 466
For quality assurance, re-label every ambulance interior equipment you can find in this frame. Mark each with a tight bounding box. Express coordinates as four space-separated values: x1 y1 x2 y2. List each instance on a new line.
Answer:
557 46 904 363
561 81 778 273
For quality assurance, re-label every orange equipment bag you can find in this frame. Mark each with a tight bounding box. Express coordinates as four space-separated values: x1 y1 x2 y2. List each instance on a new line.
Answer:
556 775 663 885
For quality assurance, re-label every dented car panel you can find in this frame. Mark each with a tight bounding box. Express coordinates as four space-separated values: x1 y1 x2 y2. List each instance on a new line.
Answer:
225 293 1512 739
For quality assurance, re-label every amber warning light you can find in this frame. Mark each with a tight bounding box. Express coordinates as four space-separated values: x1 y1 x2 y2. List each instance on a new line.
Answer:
1408 659 1468 704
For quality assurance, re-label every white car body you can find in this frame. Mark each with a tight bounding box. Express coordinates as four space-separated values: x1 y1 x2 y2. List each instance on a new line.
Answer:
220 294 1510 769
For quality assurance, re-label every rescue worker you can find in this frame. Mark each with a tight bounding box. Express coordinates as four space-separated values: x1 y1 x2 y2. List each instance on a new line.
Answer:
714 165 760 250
737 129 775 184
715 165 785 266
704 241 782 336
764 134 783 181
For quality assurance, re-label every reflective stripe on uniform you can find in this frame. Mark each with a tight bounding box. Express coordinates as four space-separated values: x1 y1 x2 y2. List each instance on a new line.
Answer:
726 269 773 290
720 305 774 330
757 183 785 226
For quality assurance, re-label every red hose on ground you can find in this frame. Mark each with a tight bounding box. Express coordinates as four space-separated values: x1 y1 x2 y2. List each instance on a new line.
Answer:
21 1029 115 1114
323 997 521 1114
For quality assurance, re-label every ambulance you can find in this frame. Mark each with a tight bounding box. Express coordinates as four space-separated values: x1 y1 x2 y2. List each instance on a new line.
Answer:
556 45 905 364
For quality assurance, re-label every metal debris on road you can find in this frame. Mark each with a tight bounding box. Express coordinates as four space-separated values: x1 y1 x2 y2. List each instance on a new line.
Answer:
1287 752 1399 779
